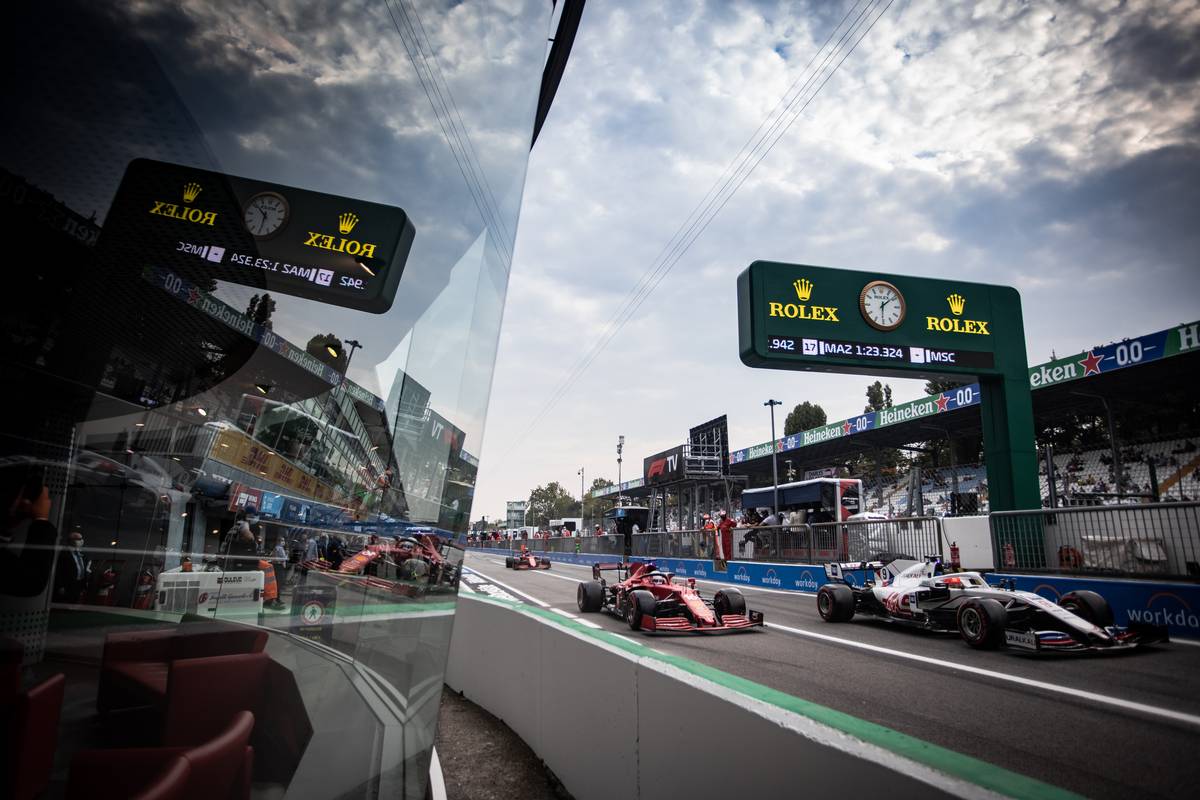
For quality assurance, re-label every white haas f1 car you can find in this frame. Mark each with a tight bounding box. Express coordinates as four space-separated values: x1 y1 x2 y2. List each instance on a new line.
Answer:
817 557 1168 653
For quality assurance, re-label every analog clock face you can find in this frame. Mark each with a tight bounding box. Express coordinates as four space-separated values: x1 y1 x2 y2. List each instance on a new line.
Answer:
243 192 289 238
860 280 905 331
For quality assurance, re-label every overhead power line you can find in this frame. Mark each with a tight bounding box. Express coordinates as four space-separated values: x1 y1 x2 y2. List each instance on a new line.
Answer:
385 0 516 268
500 0 896 461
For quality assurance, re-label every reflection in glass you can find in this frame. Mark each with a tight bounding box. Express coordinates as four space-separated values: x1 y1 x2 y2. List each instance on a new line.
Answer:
1 1 554 797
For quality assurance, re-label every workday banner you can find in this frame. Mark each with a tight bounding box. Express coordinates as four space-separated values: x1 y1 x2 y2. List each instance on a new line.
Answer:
657 558 827 593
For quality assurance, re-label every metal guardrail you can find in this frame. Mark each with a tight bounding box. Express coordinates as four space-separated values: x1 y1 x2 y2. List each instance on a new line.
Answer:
468 517 943 565
990 501 1200 581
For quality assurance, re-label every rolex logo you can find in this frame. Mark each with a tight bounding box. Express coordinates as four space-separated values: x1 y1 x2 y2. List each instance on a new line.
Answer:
946 293 966 316
338 212 359 235
793 278 813 302
182 182 202 203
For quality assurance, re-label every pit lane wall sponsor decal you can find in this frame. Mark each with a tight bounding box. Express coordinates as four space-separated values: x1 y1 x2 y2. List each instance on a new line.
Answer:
990 573 1200 640
730 385 980 464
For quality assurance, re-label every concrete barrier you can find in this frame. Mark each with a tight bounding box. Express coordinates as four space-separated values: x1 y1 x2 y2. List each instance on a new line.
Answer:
446 592 1072 800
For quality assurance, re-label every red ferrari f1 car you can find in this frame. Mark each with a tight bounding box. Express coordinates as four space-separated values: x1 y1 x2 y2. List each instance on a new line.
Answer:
506 545 550 570
305 534 461 597
576 561 763 633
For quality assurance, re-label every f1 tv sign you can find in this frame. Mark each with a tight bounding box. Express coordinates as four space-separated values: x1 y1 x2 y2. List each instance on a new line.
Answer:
644 446 684 485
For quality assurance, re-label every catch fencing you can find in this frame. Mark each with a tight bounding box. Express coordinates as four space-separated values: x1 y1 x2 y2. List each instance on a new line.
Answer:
990 501 1200 581
469 517 943 565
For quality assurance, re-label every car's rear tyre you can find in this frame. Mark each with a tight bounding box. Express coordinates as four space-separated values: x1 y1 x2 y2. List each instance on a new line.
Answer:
1059 590 1113 628
625 589 656 630
714 588 746 618
540 559 551 569
577 580 603 613
957 598 1007 649
817 584 855 622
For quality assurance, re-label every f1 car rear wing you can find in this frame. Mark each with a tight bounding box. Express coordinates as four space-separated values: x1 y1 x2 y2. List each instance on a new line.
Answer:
592 561 648 581
824 561 884 581
593 562 627 580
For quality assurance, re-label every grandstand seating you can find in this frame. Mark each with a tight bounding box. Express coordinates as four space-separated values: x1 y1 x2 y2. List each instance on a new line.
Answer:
859 437 1199 515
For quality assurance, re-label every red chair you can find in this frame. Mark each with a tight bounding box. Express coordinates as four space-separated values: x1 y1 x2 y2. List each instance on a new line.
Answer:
98 624 267 714
67 710 254 800
5 672 66 800
161 652 269 746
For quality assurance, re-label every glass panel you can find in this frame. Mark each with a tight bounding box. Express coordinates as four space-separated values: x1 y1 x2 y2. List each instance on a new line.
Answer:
1 1 550 798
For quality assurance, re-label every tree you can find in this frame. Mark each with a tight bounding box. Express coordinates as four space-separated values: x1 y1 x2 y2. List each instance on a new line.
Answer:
583 477 615 522
854 382 902 480
306 333 348 373
924 377 967 396
783 401 827 436
864 380 893 413
526 481 578 528
246 293 276 329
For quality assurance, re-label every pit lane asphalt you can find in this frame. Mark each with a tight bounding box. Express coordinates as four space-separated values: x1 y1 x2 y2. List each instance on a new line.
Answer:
463 552 1200 799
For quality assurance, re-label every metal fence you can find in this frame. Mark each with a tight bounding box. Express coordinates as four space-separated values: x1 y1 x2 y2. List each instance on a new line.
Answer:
990 502 1200 581
467 517 943 565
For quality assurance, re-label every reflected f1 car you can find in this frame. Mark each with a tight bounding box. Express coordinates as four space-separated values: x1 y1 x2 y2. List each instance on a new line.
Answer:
577 561 763 634
506 545 550 570
816 557 1168 653
307 534 462 597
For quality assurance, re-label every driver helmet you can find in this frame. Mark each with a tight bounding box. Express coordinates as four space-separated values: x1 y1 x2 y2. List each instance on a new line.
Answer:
649 574 667 585
717 509 727 517
396 536 420 554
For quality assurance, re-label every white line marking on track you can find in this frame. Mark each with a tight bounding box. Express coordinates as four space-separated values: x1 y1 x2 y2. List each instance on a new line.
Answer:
767 620 1200 729
549 608 579 619
461 567 551 608
530 569 585 585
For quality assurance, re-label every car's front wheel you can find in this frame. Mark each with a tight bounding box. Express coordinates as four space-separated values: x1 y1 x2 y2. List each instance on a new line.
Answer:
817 584 855 622
505 557 514 568
957 598 1007 649
714 588 746 618
577 580 603 613
1059 590 1113 628
625 589 656 630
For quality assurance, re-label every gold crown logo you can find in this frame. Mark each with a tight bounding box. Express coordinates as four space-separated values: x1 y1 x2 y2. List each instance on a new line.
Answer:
793 278 813 302
338 212 359 235
182 182 202 203
947 293 966 316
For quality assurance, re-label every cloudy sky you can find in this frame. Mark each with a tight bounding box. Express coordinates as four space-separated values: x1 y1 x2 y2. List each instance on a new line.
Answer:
469 0 1200 520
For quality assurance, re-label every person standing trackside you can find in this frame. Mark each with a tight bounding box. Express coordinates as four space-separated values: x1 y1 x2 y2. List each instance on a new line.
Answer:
701 513 716 557
54 531 91 603
269 537 287 609
716 510 735 562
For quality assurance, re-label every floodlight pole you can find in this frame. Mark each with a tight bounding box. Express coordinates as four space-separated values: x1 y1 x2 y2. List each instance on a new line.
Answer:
578 466 585 518
616 436 624 507
765 400 782 516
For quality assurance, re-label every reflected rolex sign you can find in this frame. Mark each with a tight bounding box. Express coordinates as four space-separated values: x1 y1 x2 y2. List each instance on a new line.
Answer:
100 159 415 313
